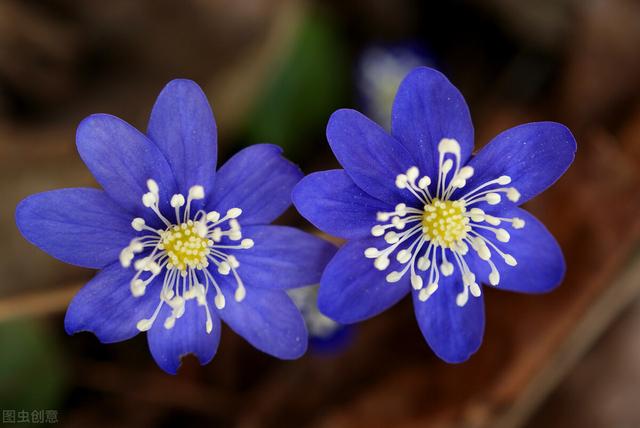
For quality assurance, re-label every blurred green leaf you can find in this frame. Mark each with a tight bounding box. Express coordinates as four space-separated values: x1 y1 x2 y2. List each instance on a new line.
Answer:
244 12 349 161
0 320 66 411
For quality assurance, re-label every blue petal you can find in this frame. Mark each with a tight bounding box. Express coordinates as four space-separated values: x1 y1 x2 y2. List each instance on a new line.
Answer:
229 225 336 289
76 114 178 216
147 79 218 198
326 109 416 204
16 188 132 269
391 67 474 178
209 144 302 225
470 204 565 293
318 237 411 324
64 262 160 343
292 169 392 240
412 274 485 363
147 300 221 375
216 280 307 359
461 122 576 204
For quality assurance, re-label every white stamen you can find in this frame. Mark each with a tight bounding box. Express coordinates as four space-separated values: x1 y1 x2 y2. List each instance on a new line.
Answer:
367 136 526 308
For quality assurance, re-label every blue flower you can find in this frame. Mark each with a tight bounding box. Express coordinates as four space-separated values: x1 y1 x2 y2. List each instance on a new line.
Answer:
288 285 353 354
357 43 435 129
292 67 576 363
16 79 336 374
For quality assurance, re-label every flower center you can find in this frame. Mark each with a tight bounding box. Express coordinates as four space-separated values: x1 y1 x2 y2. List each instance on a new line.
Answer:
365 138 525 307
160 222 210 271
421 199 469 249
119 180 253 334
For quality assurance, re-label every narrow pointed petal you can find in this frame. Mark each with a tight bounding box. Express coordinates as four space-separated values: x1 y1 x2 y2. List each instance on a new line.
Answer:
64 263 160 343
147 301 221 375
209 144 302 225
216 281 307 359
412 274 485 363
292 169 391 239
391 67 474 177
230 225 336 289
326 109 416 204
147 79 218 196
318 237 411 324
461 122 576 204
16 188 132 269
76 114 178 215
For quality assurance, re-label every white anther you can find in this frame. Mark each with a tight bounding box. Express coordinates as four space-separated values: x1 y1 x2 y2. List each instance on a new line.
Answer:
131 279 146 297
131 218 146 231
417 256 430 271
484 215 501 226
171 194 185 207
456 292 469 307
440 261 454 276
241 239 254 249
142 192 157 207
365 247 379 258
386 271 402 283
438 138 461 155
411 274 423 290
470 283 482 297
374 256 390 271
497 175 512 185
188 185 205 200
489 270 500 286
395 203 407 215
504 254 517 266
371 225 386 237
485 193 501 205
146 179 159 195
395 174 408 189
136 319 153 332
406 167 419 181
206 211 221 222
227 208 242 218
214 294 226 309
396 250 412 264
507 187 521 202
418 176 431 189
419 283 438 301
235 287 246 302
218 261 231 275
495 229 510 242
477 243 491 261
512 218 525 229
385 231 399 244
441 159 454 175
458 166 474 180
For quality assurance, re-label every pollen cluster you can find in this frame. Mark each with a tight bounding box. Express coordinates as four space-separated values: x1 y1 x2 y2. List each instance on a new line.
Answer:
421 199 469 248
159 221 212 271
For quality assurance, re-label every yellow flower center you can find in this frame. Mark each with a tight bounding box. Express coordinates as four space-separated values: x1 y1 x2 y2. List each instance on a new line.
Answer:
159 221 211 271
421 199 470 248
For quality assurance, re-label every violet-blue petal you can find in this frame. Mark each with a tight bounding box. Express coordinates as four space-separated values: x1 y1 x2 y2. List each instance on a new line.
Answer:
147 300 221 375
292 169 391 239
318 237 411 324
64 263 159 343
326 109 415 204
216 280 307 359
76 113 178 216
147 79 218 197
391 66 474 177
209 144 302 225
461 122 576 204
230 225 336 289
471 204 565 294
412 274 485 363
16 188 132 269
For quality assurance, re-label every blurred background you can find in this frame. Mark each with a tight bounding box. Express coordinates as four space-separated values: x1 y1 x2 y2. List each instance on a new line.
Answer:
2 0 640 426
